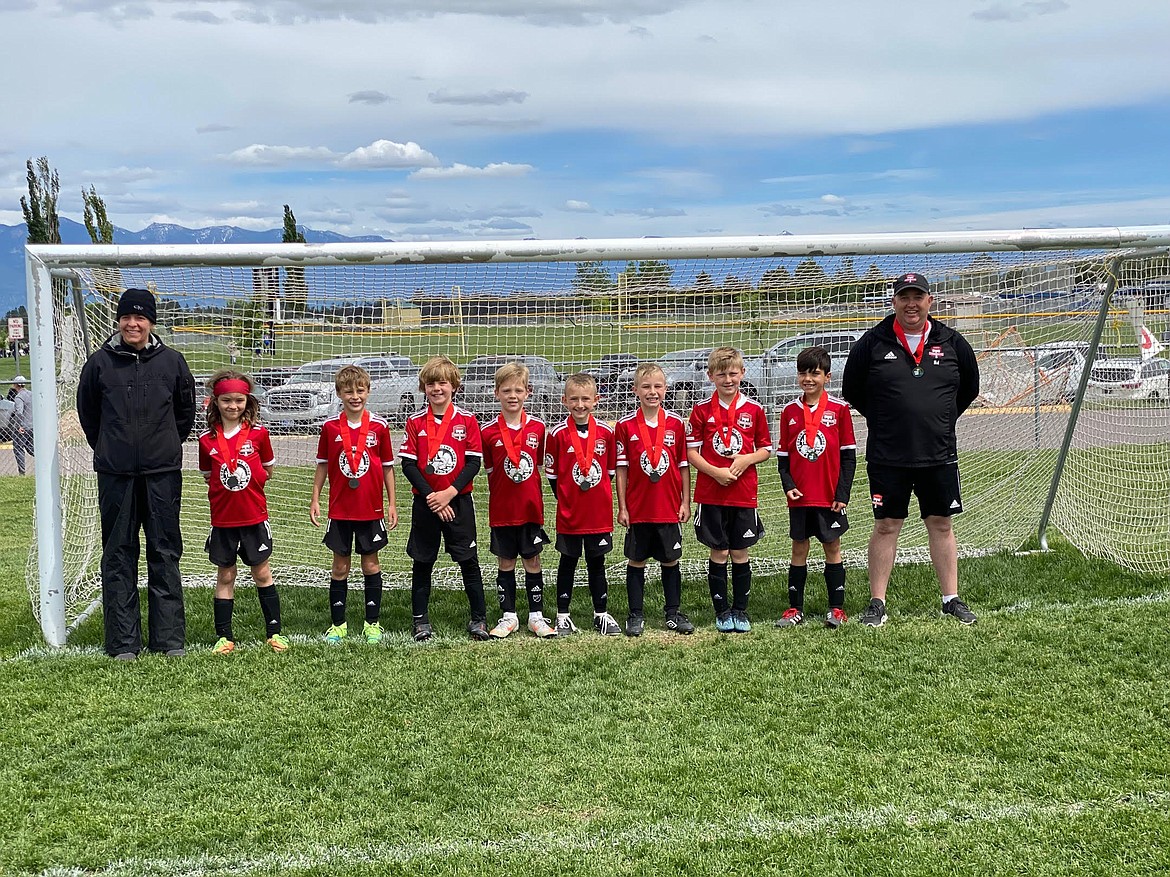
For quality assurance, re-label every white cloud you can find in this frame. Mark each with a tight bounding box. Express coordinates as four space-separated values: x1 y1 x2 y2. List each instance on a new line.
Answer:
224 144 338 166
821 194 846 205
564 200 595 212
348 90 393 105
337 140 440 169
428 88 528 106
410 162 534 180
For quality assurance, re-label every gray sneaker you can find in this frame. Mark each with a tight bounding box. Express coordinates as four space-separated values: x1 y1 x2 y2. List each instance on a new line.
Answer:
859 598 887 628
942 598 978 625
555 615 579 636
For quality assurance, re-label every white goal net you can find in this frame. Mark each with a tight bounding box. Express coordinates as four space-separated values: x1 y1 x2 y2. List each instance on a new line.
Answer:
25 229 1170 644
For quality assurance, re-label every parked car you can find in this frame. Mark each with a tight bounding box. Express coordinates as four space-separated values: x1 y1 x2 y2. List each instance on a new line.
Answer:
975 342 1091 407
584 353 638 401
0 396 13 442
743 329 865 406
456 355 564 421
1086 356 1170 402
617 347 714 413
261 353 415 431
251 366 299 390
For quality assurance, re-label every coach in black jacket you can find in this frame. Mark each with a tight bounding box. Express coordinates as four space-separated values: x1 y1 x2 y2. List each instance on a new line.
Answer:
77 288 197 660
842 273 980 628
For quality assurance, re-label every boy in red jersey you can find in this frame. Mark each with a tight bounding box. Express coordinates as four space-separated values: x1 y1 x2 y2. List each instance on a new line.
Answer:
399 356 490 642
197 370 286 654
775 347 857 629
686 347 773 633
481 362 556 638
544 373 621 636
615 363 693 636
309 365 398 645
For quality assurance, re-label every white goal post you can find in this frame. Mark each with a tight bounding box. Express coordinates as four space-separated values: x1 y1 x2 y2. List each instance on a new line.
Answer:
26 226 1170 646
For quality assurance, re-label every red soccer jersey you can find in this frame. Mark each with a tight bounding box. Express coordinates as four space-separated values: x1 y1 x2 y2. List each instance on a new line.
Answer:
315 412 396 521
481 413 547 528
777 394 857 508
198 424 275 527
686 393 773 508
544 416 616 535
399 404 482 495
615 408 689 524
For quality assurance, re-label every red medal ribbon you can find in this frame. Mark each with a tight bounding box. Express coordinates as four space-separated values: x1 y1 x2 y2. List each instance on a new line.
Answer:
713 392 740 453
425 404 456 469
892 319 930 369
338 411 370 479
566 415 598 482
213 422 250 478
496 411 527 468
801 394 829 454
634 409 666 475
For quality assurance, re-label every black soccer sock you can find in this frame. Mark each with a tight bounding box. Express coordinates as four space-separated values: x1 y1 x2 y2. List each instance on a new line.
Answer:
497 569 517 614
787 564 808 611
411 561 434 619
586 554 609 613
257 585 282 637
708 560 729 615
625 565 646 615
556 554 578 614
213 597 234 640
460 559 487 621
363 571 384 623
731 561 752 612
825 562 846 610
524 570 545 615
662 563 682 615
328 578 348 626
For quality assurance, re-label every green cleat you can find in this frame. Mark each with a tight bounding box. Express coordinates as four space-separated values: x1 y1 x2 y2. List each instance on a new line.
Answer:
363 621 384 644
267 633 291 652
325 624 348 643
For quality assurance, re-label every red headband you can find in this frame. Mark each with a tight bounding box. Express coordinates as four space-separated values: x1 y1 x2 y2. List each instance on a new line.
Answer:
213 379 251 397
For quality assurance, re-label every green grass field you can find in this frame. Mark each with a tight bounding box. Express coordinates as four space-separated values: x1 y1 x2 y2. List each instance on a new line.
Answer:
2 475 1169 875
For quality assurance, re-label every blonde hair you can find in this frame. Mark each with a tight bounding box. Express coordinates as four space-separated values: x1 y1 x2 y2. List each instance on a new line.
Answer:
633 362 665 384
418 355 462 392
335 365 371 393
563 372 598 395
495 361 530 390
204 369 260 433
707 346 744 374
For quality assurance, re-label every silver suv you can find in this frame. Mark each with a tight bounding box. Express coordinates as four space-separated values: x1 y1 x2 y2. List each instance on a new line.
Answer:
744 330 865 406
261 353 415 432
456 355 563 422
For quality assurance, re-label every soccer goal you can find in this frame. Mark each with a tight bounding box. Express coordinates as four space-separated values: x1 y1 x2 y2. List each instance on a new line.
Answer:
25 227 1170 645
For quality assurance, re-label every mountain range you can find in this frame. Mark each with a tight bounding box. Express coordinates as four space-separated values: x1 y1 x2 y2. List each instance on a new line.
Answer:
1 218 389 315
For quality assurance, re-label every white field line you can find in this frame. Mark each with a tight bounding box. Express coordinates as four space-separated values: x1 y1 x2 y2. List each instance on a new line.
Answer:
34 791 1170 877
8 589 1170 663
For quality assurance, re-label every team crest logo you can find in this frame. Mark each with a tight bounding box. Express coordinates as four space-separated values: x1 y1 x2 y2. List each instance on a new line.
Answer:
525 433 540 450
822 412 837 427
593 439 607 455
452 424 467 442
929 345 944 360
339 449 371 480
712 428 744 458
365 433 378 447
872 493 884 508
238 441 255 457
797 429 826 462
572 458 604 490
736 413 753 430
543 452 554 470
639 449 669 480
219 460 252 492
503 451 535 484
428 444 459 476
663 430 677 447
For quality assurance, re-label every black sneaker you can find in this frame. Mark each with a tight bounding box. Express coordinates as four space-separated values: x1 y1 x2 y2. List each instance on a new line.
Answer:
593 612 622 636
942 598 978 625
665 610 694 634
859 598 887 628
624 613 645 637
412 619 434 642
467 618 491 640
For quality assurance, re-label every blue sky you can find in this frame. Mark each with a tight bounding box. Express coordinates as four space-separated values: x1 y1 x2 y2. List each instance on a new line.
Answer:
2 0 1169 241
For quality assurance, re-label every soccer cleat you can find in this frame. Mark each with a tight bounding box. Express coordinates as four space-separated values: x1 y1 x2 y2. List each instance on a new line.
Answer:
732 610 752 633
266 633 291 653
490 616 520 639
624 613 645 637
113 652 137 662
527 615 557 638
824 608 848 629
593 612 622 636
212 637 236 656
859 598 887 628
774 608 805 629
467 618 491 641
942 598 978 626
665 610 694 635
412 620 434 642
325 624 348 643
165 648 187 658
555 615 579 636
363 621 384 644
715 611 736 633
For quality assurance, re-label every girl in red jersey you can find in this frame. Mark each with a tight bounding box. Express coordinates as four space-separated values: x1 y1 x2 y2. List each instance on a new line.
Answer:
197 370 287 654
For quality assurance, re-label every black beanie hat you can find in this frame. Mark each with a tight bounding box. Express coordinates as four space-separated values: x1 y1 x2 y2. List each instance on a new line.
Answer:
116 288 157 323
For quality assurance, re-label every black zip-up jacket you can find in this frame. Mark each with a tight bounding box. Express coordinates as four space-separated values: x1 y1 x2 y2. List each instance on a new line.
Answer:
841 315 979 467
76 333 197 474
